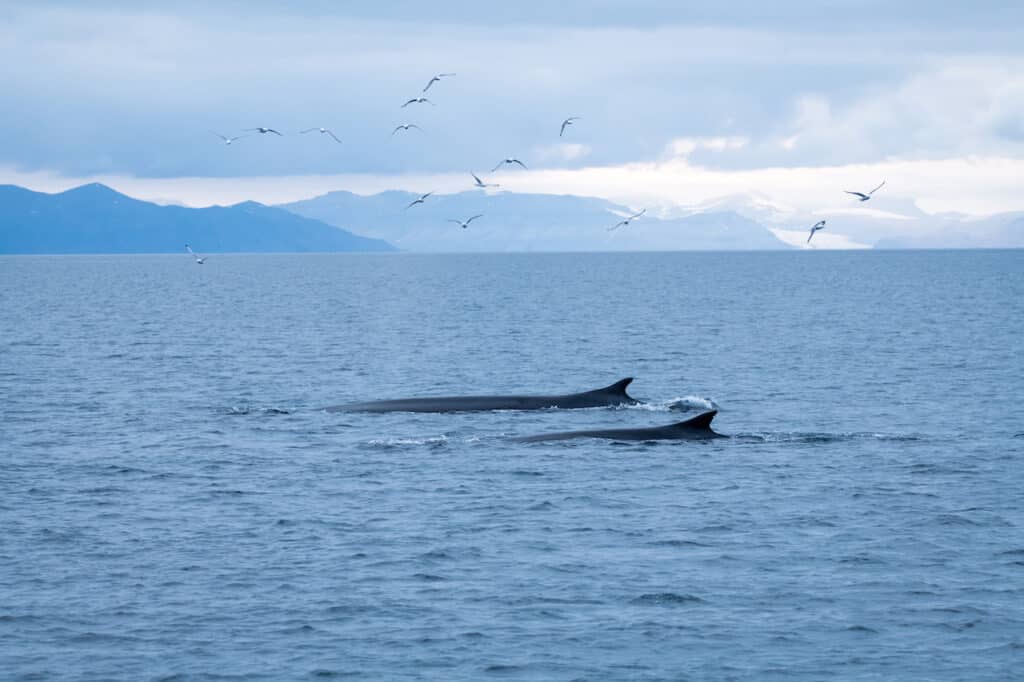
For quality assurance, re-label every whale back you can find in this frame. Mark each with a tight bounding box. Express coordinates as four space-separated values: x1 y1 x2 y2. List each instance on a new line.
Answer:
671 409 718 431
563 377 637 407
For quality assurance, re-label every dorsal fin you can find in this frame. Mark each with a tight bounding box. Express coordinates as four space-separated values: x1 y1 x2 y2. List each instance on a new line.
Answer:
601 377 633 396
673 410 717 430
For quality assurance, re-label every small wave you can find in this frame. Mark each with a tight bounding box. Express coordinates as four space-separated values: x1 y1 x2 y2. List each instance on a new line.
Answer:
738 431 921 444
224 405 293 416
630 592 704 606
646 539 710 548
628 396 719 412
364 435 449 449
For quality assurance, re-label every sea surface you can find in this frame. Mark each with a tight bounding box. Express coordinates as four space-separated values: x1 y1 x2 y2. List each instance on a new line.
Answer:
2 250 1023 680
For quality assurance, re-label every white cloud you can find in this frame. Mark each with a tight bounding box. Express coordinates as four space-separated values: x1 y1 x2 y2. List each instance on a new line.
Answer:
667 136 749 157
776 59 1024 162
531 143 592 163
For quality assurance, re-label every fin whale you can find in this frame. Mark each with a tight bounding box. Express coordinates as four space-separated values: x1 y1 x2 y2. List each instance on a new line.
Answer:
328 378 637 413
515 410 724 442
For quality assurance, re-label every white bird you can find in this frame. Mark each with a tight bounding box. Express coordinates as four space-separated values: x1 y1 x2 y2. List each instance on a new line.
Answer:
185 244 206 264
401 97 434 108
492 158 528 172
423 73 455 92
845 180 885 202
405 191 434 209
300 127 341 143
391 123 424 136
211 132 248 146
608 208 646 231
448 214 483 229
806 220 827 244
471 172 499 189
244 127 283 136
560 116 581 137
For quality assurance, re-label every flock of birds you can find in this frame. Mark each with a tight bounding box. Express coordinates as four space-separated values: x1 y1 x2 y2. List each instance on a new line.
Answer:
193 72 888 263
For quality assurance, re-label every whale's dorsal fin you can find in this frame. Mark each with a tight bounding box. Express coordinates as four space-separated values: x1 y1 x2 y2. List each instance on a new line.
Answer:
602 377 633 395
673 410 717 430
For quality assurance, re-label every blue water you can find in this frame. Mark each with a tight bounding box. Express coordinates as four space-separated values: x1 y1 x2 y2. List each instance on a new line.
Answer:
2 251 1023 680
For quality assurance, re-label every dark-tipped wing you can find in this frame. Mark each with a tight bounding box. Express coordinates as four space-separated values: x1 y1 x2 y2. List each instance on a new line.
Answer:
869 180 886 195
845 191 869 200
325 130 342 143
511 159 527 169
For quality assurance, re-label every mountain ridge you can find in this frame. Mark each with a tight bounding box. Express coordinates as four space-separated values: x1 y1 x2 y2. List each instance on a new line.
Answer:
0 183 395 254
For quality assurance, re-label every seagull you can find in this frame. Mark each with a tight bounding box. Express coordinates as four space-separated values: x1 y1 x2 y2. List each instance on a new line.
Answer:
211 132 248 146
471 172 499 189
845 180 885 202
492 158 528 172
608 208 646 231
806 220 827 244
405 191 434 209
401 97 435 108
560 116 581 137
244 127 283 136
391 123 424 136
185 244 206 265
300 127 341 143
448 214 483 229
423 73 456 92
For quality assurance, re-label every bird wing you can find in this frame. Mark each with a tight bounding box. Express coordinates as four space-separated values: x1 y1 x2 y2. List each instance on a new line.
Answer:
491 161 504 172
869 180 886 195
268 129 283 135
466 214 483 224
446 219 462 224
471 172 483 185
422 192 434 199
211 131 227 141
845 191 869 200
326 130 342 143
391 126 403 135
608 221 626 231
300 128 317 134
408 124 423 132
628 208 646 220
423 77 440 92
405 200 420 209
401 99 416 107
185 244 195 255
560 120 568 137
512 159 527 169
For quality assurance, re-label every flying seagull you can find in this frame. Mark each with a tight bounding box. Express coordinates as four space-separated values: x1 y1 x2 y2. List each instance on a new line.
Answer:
448 214 483 229
405 191 434 209
391 123 424 136
244 127 283 136
806 220 827 244
471 172 499 189
560 116 581 137
845 180 885 202
423 73 455 92
401 97 435 108
608 208 646 231
300 127 341 143
211 132 248 146
185 244 206 265
492 158 528 172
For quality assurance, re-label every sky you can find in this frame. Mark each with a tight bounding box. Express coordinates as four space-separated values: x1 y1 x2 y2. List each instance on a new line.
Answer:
2 1 1023 236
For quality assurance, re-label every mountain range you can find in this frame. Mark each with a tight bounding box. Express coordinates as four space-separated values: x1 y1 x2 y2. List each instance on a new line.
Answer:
2 182 1022 254
280 190 792 252
0 183 394 254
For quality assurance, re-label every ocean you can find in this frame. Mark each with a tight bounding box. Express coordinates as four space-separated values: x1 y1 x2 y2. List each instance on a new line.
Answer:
2 250 1022 680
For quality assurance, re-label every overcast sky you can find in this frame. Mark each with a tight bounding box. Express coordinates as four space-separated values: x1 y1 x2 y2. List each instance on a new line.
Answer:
2 1 1023 220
